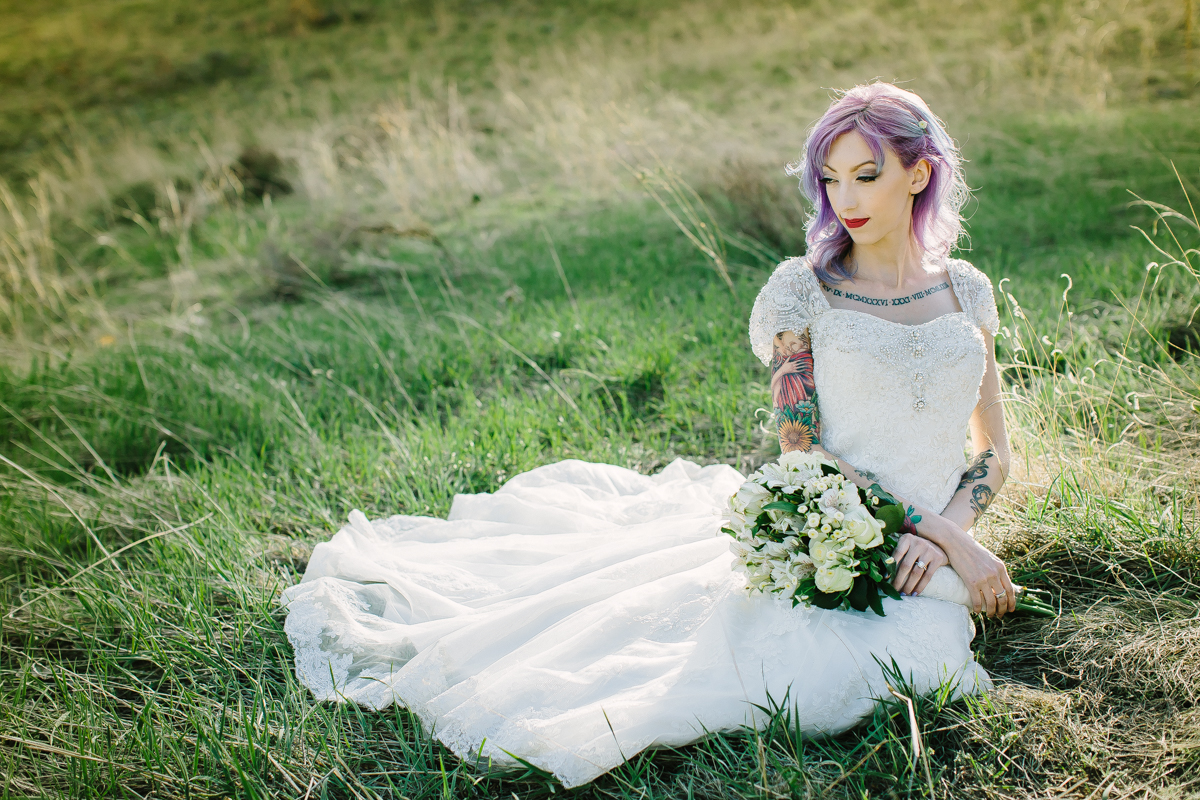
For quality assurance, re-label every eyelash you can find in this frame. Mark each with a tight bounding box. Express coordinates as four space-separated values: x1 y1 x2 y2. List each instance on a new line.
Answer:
820 175 878 184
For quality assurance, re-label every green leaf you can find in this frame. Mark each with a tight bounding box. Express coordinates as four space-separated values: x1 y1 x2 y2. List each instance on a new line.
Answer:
880 582 902 600
763 501 798 513
875 503 905 536
868 591 887 617
821 463 841 477
868 483 899 505
810 590 842 609
848 576 873 612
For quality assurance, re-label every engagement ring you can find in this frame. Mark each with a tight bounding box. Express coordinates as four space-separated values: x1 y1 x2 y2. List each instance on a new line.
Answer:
914 560 927 571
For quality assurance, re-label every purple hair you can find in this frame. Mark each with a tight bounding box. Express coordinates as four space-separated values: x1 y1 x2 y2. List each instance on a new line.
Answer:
786 83 969 284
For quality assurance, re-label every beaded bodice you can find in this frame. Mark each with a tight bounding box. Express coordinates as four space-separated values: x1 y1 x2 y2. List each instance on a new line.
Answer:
748 257 1000 514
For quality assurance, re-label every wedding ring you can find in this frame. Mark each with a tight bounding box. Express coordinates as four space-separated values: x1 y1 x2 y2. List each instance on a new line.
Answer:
995 590 1007 600
914 560 927 571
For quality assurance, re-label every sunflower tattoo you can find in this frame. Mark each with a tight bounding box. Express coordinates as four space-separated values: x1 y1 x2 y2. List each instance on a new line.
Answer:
772 331 820 452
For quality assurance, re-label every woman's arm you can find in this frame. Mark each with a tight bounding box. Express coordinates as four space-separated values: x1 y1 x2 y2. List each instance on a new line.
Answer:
939 331 1012 532
771 331 821 452
903 332 1017 617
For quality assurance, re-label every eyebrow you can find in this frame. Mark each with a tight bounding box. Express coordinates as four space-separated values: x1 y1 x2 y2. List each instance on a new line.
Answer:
822 160 879 172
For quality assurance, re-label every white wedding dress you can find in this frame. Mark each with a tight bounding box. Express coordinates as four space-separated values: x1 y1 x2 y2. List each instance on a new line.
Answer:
281 255 1001 788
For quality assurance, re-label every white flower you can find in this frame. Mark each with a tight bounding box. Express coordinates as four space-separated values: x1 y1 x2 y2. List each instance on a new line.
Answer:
733 481 772 518
815 564 855 592
777 450 831 481
789 552 816 578
843 506 885 549
809 538 836 566
759 462 789 489
818 485 861 517
771 565 800 591
747 571 773 592
723 507 749 535
777 471 809 494
761 540 790 558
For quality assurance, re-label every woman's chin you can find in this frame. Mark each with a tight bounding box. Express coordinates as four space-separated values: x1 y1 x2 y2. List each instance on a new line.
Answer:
846 230 880 245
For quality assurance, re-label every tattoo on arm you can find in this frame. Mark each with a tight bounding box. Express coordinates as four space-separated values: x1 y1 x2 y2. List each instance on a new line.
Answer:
771 330 819 452
956 448 994 490
969 484 995 516
956 448 998 520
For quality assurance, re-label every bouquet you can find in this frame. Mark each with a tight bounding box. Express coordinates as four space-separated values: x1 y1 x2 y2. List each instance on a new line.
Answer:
722 451 1057 618
722 450 906 617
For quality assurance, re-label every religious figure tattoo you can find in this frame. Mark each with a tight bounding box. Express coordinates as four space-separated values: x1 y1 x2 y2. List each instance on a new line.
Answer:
771 329 819 452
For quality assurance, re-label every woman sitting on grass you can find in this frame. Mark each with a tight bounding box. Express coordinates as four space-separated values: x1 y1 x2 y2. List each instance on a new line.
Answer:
282 82 1015 788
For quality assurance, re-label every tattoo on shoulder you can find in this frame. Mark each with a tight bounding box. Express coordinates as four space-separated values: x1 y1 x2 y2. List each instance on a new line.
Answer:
857 468 878 481
956 448 995 491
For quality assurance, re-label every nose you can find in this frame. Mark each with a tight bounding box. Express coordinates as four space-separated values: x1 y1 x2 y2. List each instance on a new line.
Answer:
832 181 857 214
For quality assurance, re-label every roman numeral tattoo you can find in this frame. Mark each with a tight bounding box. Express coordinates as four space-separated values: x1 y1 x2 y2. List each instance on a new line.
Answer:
771 330 820 452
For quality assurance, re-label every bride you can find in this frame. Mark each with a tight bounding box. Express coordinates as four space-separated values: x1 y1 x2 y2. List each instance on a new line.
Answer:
281 82 1016 788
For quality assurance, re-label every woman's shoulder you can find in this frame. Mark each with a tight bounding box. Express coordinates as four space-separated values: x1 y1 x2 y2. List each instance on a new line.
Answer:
748 256 826 366
763 255 820 286
944 257 999 336
767 255 832 305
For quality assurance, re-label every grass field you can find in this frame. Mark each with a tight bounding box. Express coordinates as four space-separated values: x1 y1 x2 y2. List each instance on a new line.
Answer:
2 0 1200 797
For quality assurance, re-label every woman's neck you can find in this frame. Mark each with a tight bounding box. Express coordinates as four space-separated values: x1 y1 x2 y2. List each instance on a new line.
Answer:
847 222 926 290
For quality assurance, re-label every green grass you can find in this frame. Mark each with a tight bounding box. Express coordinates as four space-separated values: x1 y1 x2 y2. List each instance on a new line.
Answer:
2 0 1200 797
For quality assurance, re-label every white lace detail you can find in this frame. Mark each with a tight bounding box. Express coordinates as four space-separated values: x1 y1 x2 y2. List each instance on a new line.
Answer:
945 258 1000 336
747 256 999 367
748 257 826 365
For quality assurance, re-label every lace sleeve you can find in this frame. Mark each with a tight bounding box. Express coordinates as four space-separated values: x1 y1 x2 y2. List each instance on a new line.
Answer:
948 259 1000 337
748 258 825 366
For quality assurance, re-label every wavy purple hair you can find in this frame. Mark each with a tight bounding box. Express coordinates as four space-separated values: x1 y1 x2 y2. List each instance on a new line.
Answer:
786 83 969 284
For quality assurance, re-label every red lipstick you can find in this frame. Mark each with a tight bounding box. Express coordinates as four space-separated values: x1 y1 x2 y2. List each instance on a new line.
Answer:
843 218 869 229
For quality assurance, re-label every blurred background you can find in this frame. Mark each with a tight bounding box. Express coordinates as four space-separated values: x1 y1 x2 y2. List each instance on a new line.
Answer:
1 2 1199 798
2 0 1197 345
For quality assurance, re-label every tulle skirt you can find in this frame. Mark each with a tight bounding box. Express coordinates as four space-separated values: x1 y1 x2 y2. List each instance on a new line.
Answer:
281 458 989 787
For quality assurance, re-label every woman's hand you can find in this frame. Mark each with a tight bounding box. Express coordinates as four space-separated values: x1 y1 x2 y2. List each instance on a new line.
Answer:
891 534 948 597
920 514 1017 618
